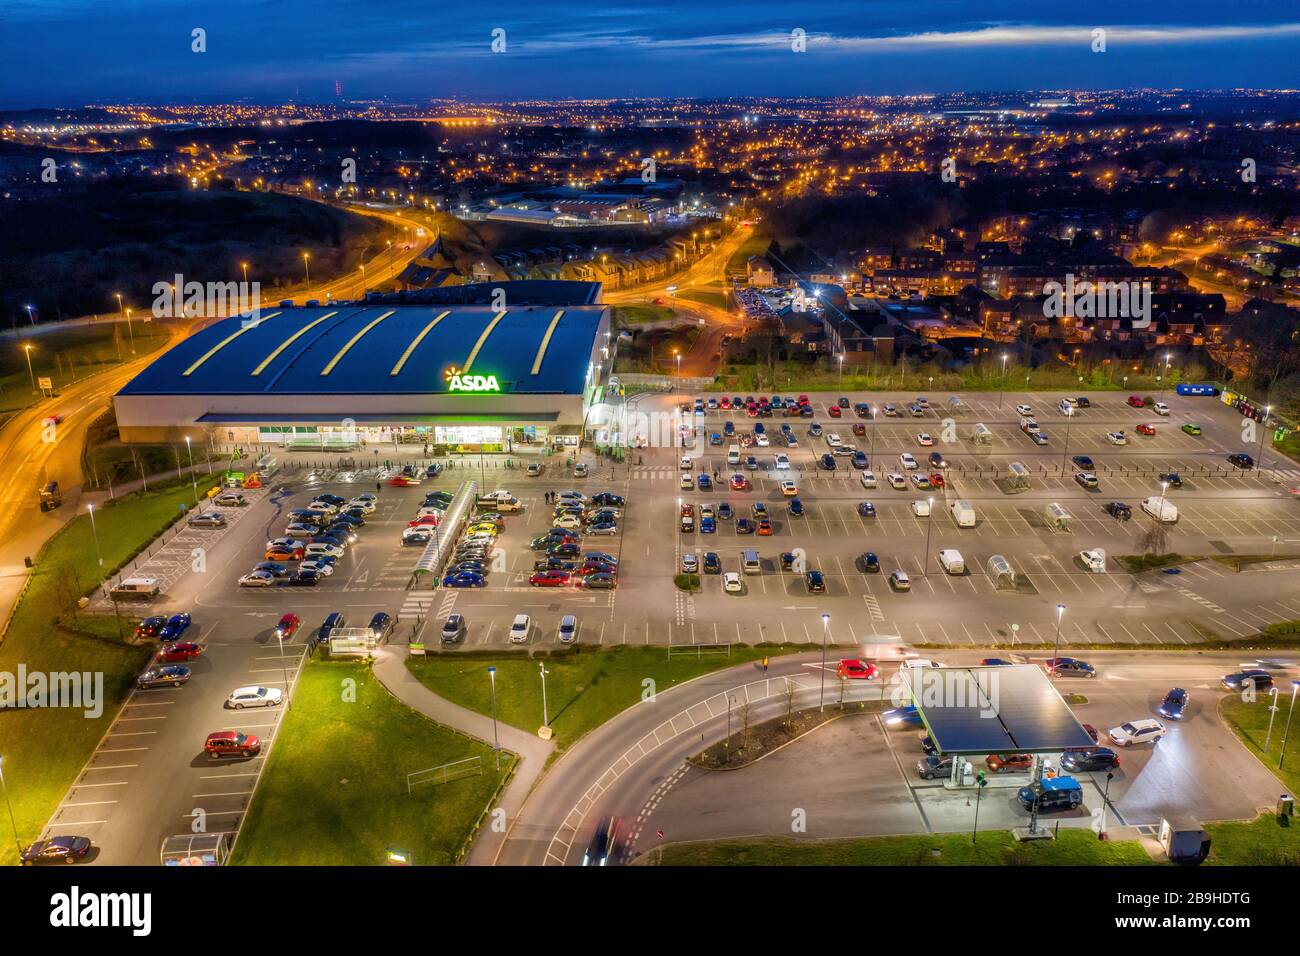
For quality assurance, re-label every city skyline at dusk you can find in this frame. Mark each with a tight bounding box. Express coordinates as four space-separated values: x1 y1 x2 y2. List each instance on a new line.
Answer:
2 2 1300 105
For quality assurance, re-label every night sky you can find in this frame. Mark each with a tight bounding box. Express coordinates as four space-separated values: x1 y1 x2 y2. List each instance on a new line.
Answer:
2 0 1298 106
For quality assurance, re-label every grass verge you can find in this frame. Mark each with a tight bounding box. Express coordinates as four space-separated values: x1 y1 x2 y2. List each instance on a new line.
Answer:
0 478 203 865
231 660 512 866
1209 694 1300 864
406 645 795 751
650 829 1154 865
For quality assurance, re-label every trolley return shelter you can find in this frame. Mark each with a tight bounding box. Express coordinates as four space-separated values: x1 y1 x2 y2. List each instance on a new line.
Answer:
903 664 1095 783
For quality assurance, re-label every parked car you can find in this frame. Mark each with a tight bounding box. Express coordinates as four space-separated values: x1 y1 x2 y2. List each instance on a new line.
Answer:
158 642 202 663
158 612 192 642
274 613 301 641
137 665 191 689
916 755 954 780
226 685 283 709
986 753 1034 774
1060 748 1120 773
20 836 92 865
204 731 261 759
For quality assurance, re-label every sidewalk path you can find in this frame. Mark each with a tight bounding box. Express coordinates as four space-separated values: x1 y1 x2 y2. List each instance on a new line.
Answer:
371 645 555 866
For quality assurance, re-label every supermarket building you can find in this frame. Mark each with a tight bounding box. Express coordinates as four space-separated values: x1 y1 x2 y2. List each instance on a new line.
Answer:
113 282 614 453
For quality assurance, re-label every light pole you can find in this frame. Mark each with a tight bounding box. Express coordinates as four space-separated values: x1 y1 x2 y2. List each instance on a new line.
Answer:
0 756 23 860
184 436 199 505
837 353 844 386
1278 680 1300 770
23 304 35 326
972 772 988 844
1258 405 1271 475
1264 685 1281 752
539 661 550 729
488 666 500 770
302 252 311 286
125 308 135 353
999 353 1008 408
23 344 36 392
1051 603 1066 667
868 408 877 465
1061 408 1073 468
241 262 249 284
819 612 830 712
87 503 103 566
1099 770 1114 840
922 496 935 576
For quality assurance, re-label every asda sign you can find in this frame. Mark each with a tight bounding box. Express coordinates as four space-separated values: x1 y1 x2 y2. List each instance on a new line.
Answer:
447 373 501 393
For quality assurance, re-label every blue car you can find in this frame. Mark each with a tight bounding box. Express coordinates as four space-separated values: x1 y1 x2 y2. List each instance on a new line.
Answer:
454 560 486 573
709 433 723 446
158 612 192 642
442 571 486 588
717 503 733 520
789 498 804 517
723 421 735 436
700 517 716 534
883 705 922 727
857 501 876 517
424 462 443 478
821 454 836 470
698 474 713 491
852 452 869 470
736 518 755 534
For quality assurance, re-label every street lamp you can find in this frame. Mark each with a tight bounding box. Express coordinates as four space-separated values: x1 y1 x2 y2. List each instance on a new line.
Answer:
487 666 500 770
1258 405 1272 475
999 353 1008 408
837 353 844 386
972 772 988 845
1278 679 1300 770
869 407 877 464
922 496 935 576
241 262 249 284
302 252 311 285
184 436 199 505
23 344 36 392
539 661 550 729
87 503 103 566
125 308 135 354
23 304 35 326
1051 603 1066 666
819 612 830 712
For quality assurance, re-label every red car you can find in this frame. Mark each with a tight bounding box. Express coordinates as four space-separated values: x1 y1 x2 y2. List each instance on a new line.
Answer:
746 404 759 417
529 570 571 587
158 642 203 663
986 753 1034 773
1126 395 1145 408
274 613 301 641
730 474 749 491
828 406 841 418
1136 423 1156 436
928 472 945 489
719 397 732 409
134 616 167 640
204 731 262 759
388 475 419 487
756 518 773 535
577 564 616 577
836 659 878 680
852 423 866 436
407 515 440 528
797 394 810 405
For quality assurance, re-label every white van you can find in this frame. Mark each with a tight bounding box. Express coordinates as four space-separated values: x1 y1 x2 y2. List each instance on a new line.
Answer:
937 549 965 574
110 576 160 601
950 499 976 528
1141 496 1178 523
742 549 761 574
727 444 741 467
509 614 531 644
477 491 522 513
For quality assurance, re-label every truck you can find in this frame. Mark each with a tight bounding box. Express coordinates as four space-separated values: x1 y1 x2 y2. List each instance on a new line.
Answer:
949 499 976 528
38 481 62 512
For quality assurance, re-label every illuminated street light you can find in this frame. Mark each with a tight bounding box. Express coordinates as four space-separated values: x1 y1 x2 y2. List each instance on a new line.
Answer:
1051 604 1066 666
87 503 103 566
819 612 830 711
23 344 36 392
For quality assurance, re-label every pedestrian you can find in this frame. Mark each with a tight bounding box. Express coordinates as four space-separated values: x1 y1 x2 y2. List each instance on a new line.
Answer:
761 656 769 673
376 481 382 493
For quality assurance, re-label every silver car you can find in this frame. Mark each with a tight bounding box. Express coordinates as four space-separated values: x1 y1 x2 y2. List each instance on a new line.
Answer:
226 685 283 709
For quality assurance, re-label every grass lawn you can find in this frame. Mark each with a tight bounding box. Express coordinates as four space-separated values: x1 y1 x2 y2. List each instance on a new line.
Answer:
0 477 202 865
726 233 773 275
653 829 1154 866
674 286 728 311
0 322 170 419
406 645 793 751
232 661 511 866
1205 813 1300 865
611 304 679 325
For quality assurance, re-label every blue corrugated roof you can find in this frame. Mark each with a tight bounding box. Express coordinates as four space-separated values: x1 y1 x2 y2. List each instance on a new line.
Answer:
119 302 605 397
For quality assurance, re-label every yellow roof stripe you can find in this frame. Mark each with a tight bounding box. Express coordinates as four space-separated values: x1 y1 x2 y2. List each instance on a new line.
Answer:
321 310 394 376
250 311 337 376
530 309 565 375
389 309 450 376
462 311 507 374
181 311 280 376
